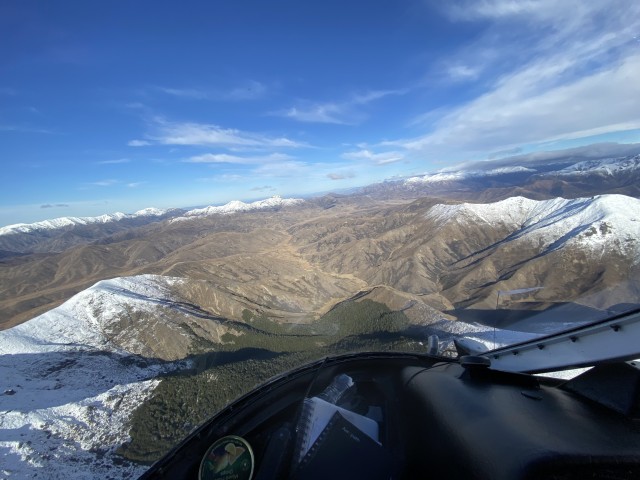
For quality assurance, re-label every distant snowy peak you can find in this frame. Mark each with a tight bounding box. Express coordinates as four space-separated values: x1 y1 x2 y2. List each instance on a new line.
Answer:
0 213 127 236
427 194 639 226
553 154 640 176
427 194 640 257
406 166 535 184
181 195 303 219
0 207 176 236
134 207 170 216
404 153 640 186
406 172 467 184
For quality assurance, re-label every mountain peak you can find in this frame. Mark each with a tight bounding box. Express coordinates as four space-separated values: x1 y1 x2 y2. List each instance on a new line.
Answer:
427 194 640 257
180 195 303 219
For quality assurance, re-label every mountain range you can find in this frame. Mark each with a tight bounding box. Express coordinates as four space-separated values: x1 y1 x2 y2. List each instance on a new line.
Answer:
1 146 640 477
366 150 640 202
2 148 639 256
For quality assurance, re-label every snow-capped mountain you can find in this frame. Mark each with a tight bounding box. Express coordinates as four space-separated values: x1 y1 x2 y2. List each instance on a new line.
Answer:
552 154 640 176
0 196 303 237
0 275 186 354
406 166 536 184
427 194 640 259
0 275 188 479
398 152 640 198
0 196 302 256
0 207 177 237
179 195 303 219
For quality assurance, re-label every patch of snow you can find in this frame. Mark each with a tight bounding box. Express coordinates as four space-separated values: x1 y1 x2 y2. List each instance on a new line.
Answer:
456 320 601 380
433 317 592 380
433 318 542 351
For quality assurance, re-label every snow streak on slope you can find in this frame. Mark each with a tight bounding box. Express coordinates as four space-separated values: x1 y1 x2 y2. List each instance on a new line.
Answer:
0 208 175 236
427 194 640 260
179 195 303 219
0 275 186 479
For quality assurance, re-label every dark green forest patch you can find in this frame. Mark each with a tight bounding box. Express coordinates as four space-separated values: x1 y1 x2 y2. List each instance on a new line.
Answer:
119 299 423 463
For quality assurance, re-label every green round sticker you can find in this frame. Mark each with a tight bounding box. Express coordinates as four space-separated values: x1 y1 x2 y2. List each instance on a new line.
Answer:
199 435 254 480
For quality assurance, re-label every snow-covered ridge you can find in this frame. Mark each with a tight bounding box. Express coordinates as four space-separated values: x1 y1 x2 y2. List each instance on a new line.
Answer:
0 275 184 355
0 207 175 237
176 195 303 220
404 153 640 185
406 165 535 184
0 275 185 478
553 154 640 176
427 194 640 258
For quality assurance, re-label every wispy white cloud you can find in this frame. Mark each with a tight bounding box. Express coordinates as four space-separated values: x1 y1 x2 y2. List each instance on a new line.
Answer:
386 0 640 157
140 117 307 149
250 185 276 192
185 152 293 164
0 124 53 134
447 0 606 24
488 147 523 159
187 153 249 164
83 179 145 189
40 203 69 209
89 179 119 187
350 89 407 104
253 160 309 177
127 139 150 147
197 173 246 182
447 0 553 20
446 64 481 82
327 171 356 180
447 1 640 88
341 149 404 165
280 104 350 125
97 158 130 165
275 89 406 125
155 87 209 99
153 80 267 101
399 53 640 154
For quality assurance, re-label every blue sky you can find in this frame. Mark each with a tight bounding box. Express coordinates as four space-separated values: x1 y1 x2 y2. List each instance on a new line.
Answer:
1 0 640 226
